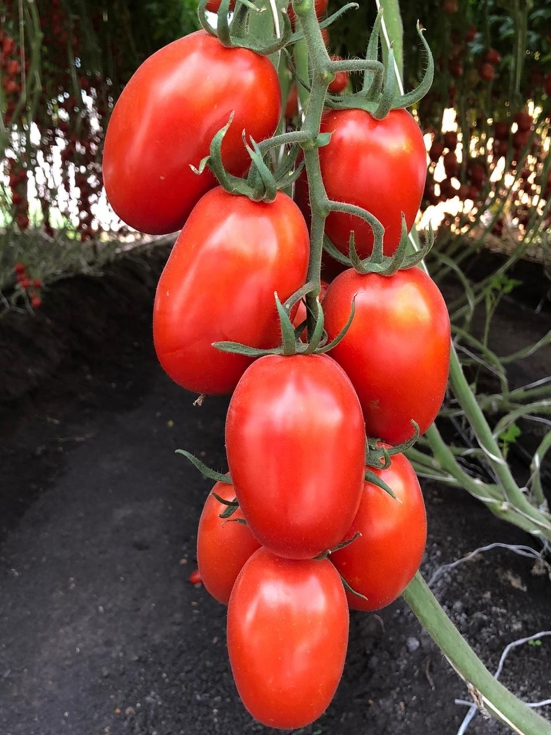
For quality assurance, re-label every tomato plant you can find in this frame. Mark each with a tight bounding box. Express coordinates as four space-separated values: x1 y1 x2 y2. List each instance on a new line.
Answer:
227 547 349 729
103 30 281 235
295 108 427 258
331 452 427 610
225 353 365 559
153 187 309 395
197 480 261 604
323 267 451 445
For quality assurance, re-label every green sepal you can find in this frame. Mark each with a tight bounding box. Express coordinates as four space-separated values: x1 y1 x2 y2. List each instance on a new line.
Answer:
176 450 232 484
372 45 396 120
211 492 238 507
303 296 326 354
339 573 368 601
318 297 356 353
323 235 354 267
212 340 282 357
314 531 362 560
363 9 384 95
364 468 398 500
288 3 359 44
391 23 434 110
223 517 248 525
275 292 299 356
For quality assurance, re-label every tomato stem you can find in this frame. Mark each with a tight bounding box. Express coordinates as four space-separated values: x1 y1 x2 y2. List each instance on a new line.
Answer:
403 573 551 735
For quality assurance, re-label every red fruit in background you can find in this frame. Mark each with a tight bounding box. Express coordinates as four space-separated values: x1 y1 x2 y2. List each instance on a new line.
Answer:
205 0 235 10
457 184 470 200
287 0 328 24
188 569 202 585
14 262 26 275
480 63 495 82
514 110 532 132
331 453 427 611
328 57 349 94
468 160 486 185
197 481 261 604
448 59 463 78
513 129 531 150
465 24 477 42
443 0 458 13
19 277 31 289
429 139 445 162
30 295 42 308
485 48 501 66
285 84 299 119
494 121 509 141
493 139 509 158
443 131 458 151
439 178 456 199
443 150 459 177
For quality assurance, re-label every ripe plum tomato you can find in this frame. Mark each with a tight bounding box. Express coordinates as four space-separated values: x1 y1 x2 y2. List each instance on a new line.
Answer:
197 481 261 605
331 453 427 610
227 547 349 729
225 353 365 559
323 267 451 445
153 188 309 395
295 108 426 258
103 30 281 235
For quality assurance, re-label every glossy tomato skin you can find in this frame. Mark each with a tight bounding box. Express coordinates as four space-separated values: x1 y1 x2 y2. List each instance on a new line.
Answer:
228 547 349 729
197 481 261 605
295 108 426 258
225 353 365 559
323 267 450 445
153 188 309 395
103 31 281 235
331 453 427 610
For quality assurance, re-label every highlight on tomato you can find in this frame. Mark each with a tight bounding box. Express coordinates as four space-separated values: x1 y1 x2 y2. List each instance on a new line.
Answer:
197 480 261 605
331 452 427 610
225 353 366 559
323 267 451 445
227 547 349 729
103 30 281 235
153 187 309 395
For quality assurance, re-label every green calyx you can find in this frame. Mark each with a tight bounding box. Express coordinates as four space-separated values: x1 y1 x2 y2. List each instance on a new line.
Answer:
213 287 357 358
192 116 307 203
197 0 292 55
323 220 434 277
324 17 434 119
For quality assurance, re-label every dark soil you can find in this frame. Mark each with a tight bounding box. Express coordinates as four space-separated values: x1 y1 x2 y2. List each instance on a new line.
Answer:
1 245 550 735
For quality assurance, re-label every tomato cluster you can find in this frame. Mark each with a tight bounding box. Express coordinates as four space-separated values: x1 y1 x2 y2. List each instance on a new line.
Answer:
103 7 450 729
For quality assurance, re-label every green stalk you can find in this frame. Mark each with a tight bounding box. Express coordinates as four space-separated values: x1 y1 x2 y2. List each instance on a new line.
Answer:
403 573 551 735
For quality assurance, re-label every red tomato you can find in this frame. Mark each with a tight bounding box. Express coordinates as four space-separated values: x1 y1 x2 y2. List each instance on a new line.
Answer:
197 481 261 604
225 353 365 559
153 188 309 395
103 31 281 235
331 453 426 610
328 57 349 94
227 547 349 728
323 267 451 445
295 109 426 258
